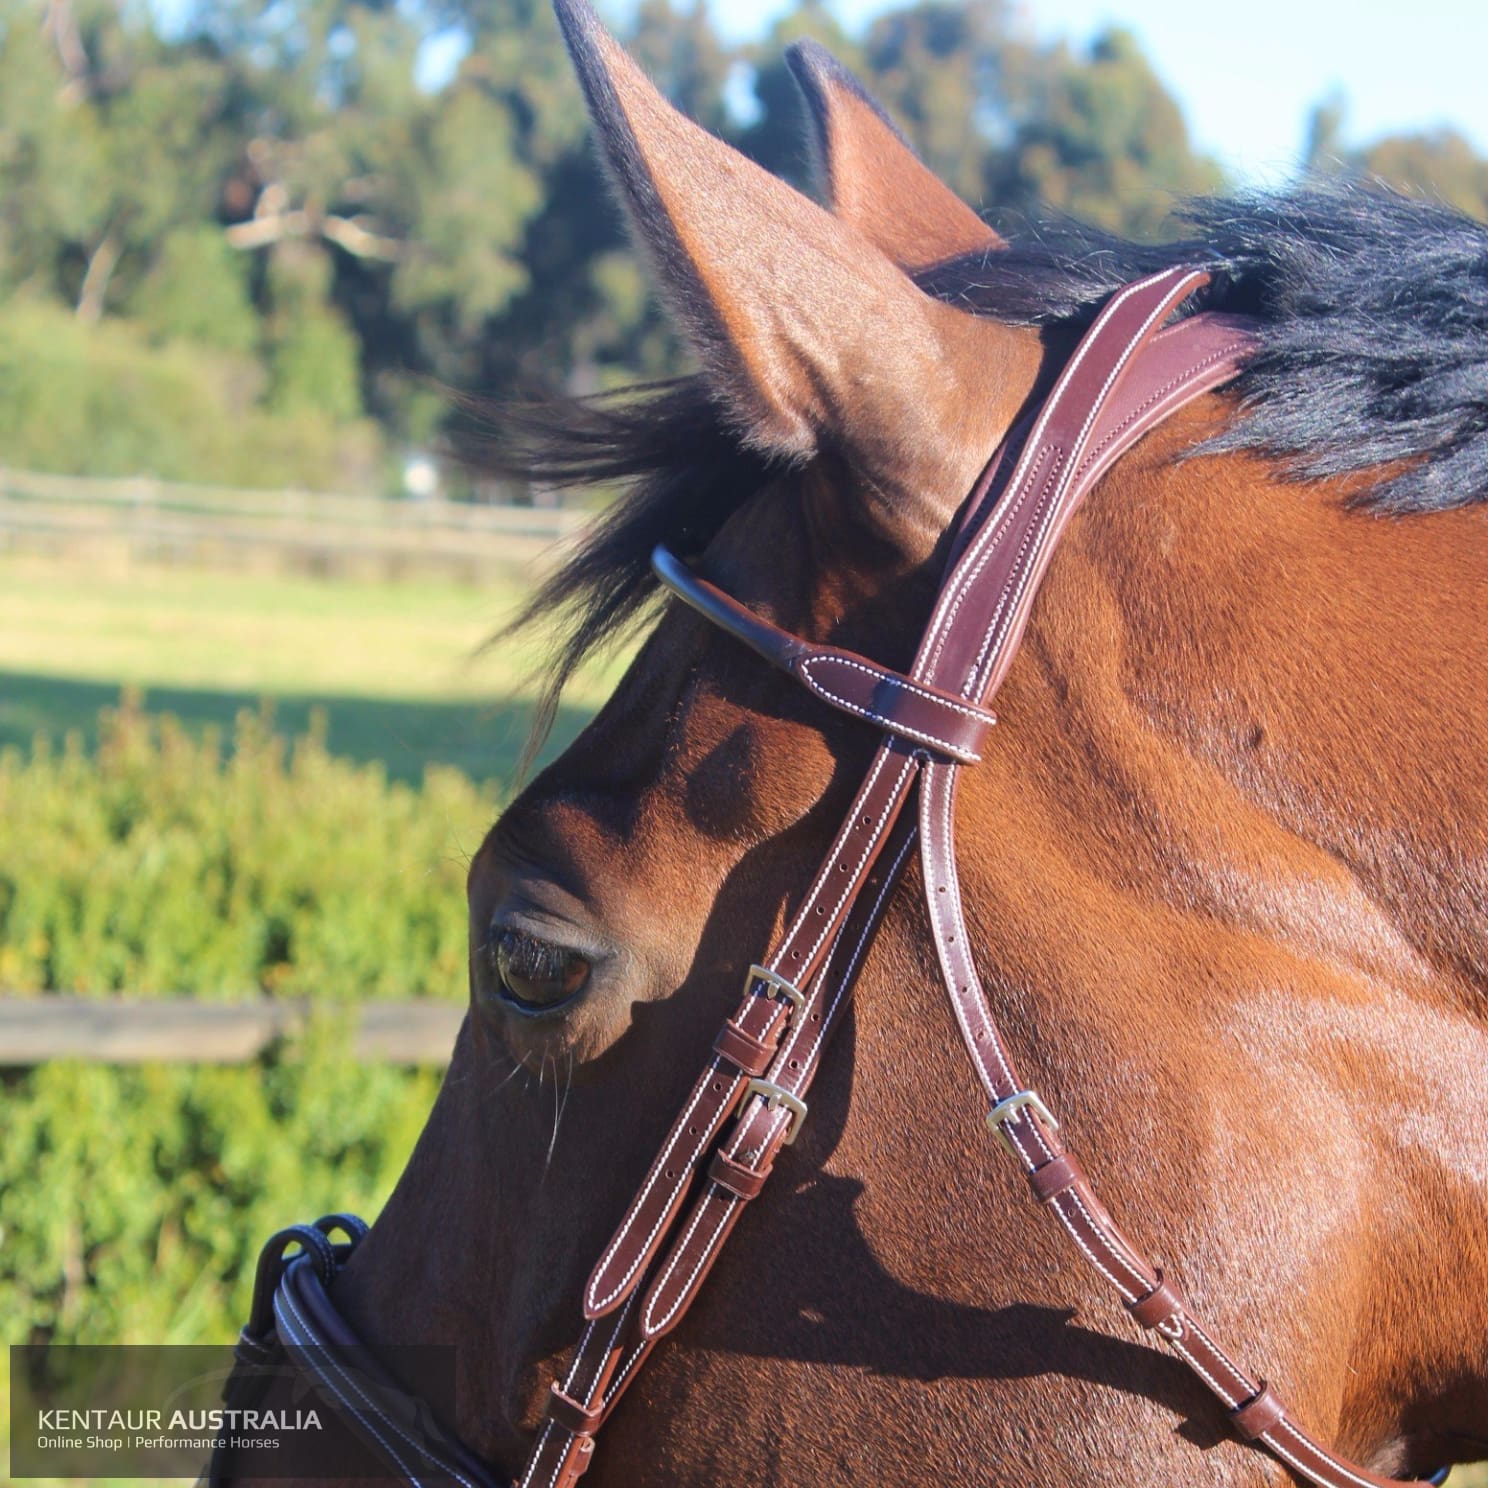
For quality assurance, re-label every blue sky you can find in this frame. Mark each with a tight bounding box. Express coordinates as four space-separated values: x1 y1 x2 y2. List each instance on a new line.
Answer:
684 0 1488 185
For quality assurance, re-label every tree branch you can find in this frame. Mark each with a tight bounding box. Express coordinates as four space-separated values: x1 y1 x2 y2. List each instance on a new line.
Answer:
76 230 121 323
320 215 402 261
41 0 90 101
226 205 402 260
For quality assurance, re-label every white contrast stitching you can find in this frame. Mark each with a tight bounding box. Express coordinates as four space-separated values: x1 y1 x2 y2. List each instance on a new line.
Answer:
1168 1335 1242 1408
594 734 911 1318
920 270 1173 675
967 272 1206 694
772 745 895 961
533 1304 632 1488
1074 340 1251 481
1180 1318 1259 1402
1065 1192 1147 1297
585 1059 731 1313
798 662 984 760
964 450 1069 693
644 1193 737 1335
1047 1194 1139 1301
601 1339 649 1408
517 1424 552 1488
1267 1428 1387 1488
277 1280 479 1488
275 1288 427 1488
928 443 1052 682
922 268 1199 689
802 656 994 723
643 830 919 1335
787 829 919 1077
799 655 993 759
776 752 917 975
923 764 1017 1097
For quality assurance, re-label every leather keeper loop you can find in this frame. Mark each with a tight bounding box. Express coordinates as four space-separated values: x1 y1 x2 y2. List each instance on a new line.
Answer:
1125 1271 1186 1332
712 1019 774 1078
1027 1154 1085 1205
708 1148 770 1200
545 1384 604 1436
554 1435 595 1487
1230 1383 1287 1441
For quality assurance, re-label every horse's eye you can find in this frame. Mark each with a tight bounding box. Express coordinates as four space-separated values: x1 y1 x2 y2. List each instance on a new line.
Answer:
493 927 591 1013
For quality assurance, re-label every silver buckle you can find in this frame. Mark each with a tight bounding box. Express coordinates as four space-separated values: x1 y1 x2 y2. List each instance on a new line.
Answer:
746 963 804 1012
742 1078 808 1145
985 1089 1059 1155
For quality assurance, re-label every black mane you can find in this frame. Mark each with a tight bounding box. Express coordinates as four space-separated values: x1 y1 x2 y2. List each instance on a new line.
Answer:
920 179 1488 517
494 180 1488 734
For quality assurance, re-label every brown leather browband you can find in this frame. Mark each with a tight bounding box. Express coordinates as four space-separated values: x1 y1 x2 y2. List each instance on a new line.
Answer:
513 268 1432 1488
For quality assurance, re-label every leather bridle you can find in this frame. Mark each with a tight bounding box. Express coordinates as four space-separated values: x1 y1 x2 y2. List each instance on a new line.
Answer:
213 268 1444 1488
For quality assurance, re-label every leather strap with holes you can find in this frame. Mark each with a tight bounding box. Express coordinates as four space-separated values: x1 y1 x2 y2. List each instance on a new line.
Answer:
517 272 1427 1488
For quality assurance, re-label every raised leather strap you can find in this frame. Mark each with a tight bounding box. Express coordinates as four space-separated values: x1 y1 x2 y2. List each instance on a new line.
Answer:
519 824 918 1488
636 822 918 1341
628 278 1249 1347
906 267 1429 1488
526 282 1263 1488
580 740 922 1320
519 276 1425 1488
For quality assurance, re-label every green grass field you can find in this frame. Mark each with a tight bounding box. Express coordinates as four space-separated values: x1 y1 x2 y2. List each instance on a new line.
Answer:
0 554 622 781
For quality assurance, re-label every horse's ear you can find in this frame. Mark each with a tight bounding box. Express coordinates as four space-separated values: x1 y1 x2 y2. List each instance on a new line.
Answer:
784 40 1003 269
552 0 1030 519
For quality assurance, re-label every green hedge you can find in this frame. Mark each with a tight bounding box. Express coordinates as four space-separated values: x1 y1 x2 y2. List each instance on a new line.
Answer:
0 697 493 1002
0 1046 443 1346
0 703 496 1349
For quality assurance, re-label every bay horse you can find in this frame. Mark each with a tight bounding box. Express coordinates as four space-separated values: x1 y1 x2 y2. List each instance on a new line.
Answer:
229 2 1488 1483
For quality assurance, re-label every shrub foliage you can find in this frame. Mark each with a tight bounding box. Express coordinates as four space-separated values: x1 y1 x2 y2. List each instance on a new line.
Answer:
0 703 494 1347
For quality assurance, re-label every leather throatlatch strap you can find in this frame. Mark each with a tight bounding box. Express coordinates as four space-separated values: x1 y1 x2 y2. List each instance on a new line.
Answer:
516 271 1429 1488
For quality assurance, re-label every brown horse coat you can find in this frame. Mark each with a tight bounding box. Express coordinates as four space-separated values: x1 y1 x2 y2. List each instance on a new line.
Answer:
312 5 1488 1483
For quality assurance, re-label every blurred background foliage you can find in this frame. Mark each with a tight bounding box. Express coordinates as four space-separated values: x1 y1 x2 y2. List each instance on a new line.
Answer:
0 705 469 1354
3 0 1485 491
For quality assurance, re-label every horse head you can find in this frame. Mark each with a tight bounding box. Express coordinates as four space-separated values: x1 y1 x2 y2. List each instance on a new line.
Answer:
304 4 1488 1483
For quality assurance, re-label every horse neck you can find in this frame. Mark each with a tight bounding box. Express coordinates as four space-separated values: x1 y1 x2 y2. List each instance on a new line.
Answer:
939 417 1488 1455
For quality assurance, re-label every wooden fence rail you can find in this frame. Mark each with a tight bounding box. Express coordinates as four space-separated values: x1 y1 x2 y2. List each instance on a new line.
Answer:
0 467 590 583
0 466 587 536
0 996 464 1064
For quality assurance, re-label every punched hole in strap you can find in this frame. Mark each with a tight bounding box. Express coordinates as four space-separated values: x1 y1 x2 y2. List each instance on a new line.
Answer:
546 1384 604 1437
1124 1270 1186 1334
1230 1382 1287 1441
